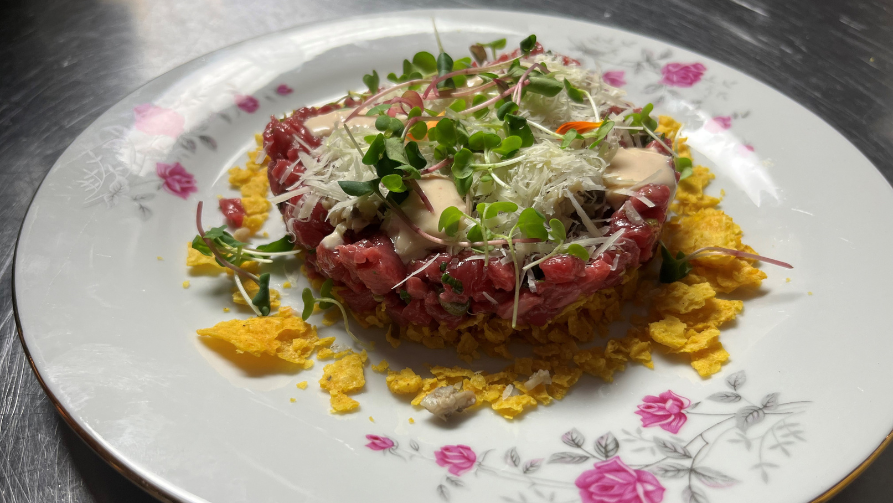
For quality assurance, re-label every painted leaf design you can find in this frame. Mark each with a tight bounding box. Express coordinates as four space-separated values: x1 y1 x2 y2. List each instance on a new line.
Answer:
707 392 741 403
735 406 765 432
522 458 543 474
726 371 746 391
693 467 739 488
505 447 520 467
650 463 690 479
437 484 450 501
561 428 585 448
683 486 709 503
199 135 218 150
410 439 420 451
180 138 197 153
761 392 780 410
445 476 464 487
594 432 619 459
548 452 590 464
654 438 692 459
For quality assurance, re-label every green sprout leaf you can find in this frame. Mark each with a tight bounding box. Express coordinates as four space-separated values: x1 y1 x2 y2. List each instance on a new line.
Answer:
564 79 586 103
492 135 523 157
449 99 467 112
413 51 438 74
518 207 547 240
362 70 379 94
434 118 458 147
301 288 315 320
397 165 421 179
409 121 428 140
255 236 294 253
385 137 409 164
471 95 490 120
374 115 391 131
251 273 272 316
319 278 334 309
364 103 391 116
675 157 693 180
519 34 537 56
561 128 583 149
362 134 386 165
438 206 465 237
587 120 615 149
436 52 455 90
474 38 507 61
468 131 502 151
407 106 422 119
191 235 212 256
496 100 518 121
451 148 474 178
466 224 484 243
399 289 412 303
565 244 590 262
404 141 427 170
503 114 535 148
455 174 473 197
452 57 471 88
381 174 407 193
480 201 518 220
338 179 379 197
548 218 566 242
526 75 562 97
625 103 658 131
659 243 694 283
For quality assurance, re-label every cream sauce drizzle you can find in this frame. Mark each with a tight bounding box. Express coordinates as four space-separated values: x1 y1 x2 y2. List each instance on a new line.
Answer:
384 177 465 262
604 148 677 209
303 108 377 137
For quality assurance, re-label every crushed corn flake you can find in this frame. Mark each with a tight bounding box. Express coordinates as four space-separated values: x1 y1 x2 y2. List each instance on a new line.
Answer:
182 281 190 289
297 381 308 389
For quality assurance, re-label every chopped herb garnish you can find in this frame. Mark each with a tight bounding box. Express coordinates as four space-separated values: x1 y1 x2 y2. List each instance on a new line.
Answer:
441 272 464 294
659 243 694 283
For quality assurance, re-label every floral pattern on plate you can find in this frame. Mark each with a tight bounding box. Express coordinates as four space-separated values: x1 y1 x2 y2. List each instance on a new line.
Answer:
365 371 810 503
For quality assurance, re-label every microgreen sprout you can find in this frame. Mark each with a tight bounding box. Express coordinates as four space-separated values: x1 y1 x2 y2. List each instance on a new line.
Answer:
659 243 793 283
301 279 365 346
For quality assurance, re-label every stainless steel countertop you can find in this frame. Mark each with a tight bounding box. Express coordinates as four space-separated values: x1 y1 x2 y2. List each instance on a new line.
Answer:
3 0 891 501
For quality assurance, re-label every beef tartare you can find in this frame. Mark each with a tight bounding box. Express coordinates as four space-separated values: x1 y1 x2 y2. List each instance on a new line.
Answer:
264 37 679 332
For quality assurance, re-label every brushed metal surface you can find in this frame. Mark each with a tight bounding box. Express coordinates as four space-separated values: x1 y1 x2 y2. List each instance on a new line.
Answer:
2 0 891 501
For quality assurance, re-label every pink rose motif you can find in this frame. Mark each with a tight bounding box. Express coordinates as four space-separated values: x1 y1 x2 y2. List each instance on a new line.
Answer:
155 162 197 199
434 445 476 476
705 115 732 133
576 458 665 503
133 104 184 138
635 390 691 434
235 94 260 113
364 435 394 451
276 84 293 95
660 62 707 87
602 70 626 87
736 143 755 155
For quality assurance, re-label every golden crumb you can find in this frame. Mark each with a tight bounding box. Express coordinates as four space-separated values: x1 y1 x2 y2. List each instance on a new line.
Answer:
182 281 190 289
263 231 269 238
289 398 296 403
283 281 292 289
408 417 415 424
296 381 308 389
216 194 223 199
223 307 230 313
371 360 389 372
786 278 791 283
368 416 374 422
157 256 163 261
808 291 813 296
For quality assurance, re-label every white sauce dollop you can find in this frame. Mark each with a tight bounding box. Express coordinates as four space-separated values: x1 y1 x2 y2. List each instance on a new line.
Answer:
604 148 677 209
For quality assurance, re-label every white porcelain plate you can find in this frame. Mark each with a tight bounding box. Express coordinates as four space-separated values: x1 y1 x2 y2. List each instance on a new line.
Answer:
13 9 893 503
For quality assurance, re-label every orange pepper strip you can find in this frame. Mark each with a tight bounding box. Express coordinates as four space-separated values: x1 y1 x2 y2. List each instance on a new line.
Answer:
556 121 602 135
